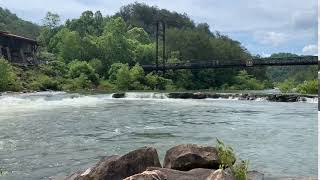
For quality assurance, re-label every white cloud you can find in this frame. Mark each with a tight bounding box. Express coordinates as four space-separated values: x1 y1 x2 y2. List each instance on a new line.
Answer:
261 52 271 57
302 44 317 55
254 31 287 46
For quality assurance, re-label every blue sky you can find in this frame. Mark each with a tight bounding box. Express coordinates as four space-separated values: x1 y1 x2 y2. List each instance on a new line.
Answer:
0 0 318 56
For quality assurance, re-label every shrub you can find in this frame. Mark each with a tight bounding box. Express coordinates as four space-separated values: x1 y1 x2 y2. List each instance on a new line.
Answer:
232 160 249 180
89 58 104 76
296 80 317 94
232 70 264 90
216 139 249 180
62 74 92 91
97 80 115 91
216 138 236 169
277 79 297 93
68 60 99 84
115 64 131 90
40 60 67 77
0 58 21 91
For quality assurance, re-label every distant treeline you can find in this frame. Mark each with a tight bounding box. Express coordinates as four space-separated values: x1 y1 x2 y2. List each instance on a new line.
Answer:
0 3 317 93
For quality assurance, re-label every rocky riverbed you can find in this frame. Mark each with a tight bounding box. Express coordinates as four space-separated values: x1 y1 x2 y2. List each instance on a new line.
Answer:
112 92 317 103
62 144 263 180
60 144 316 180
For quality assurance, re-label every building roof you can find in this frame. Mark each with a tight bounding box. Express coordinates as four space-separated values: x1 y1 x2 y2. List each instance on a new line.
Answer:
0 31 37 44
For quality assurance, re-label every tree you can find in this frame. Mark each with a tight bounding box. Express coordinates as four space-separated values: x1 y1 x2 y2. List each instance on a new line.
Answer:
0 7 40 39
68 60 99 84
49 28 82 62
127 27 151 44
231 70 265 90
115 64 131 90
97 17 133 67
42 12 60 29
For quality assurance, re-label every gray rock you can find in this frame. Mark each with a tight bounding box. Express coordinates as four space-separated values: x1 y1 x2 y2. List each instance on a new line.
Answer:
124 167 215 180
65 147 161 180
112 92 125 98
163 144 220 171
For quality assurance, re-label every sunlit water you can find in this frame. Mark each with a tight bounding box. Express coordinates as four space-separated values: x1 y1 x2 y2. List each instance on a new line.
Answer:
0 92 317 179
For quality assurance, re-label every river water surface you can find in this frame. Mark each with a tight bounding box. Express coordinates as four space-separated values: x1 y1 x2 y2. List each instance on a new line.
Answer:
0 92 317 179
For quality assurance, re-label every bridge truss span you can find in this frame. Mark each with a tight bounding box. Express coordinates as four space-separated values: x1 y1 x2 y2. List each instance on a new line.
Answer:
141 56 318 71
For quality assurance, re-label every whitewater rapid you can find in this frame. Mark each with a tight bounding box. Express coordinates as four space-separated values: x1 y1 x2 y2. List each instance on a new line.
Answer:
0 91 317 114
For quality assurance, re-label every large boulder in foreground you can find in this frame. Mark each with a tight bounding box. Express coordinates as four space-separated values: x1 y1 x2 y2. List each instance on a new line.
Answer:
65 147 161 180
163 144 220 171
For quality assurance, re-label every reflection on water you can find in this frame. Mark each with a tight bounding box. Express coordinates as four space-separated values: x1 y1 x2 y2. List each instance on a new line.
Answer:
0 92 317 179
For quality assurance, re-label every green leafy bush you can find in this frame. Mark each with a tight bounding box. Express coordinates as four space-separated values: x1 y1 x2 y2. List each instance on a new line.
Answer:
216 138 236 169
216 139 249 180
115 64 131 90
231 70 265 90
277 79 297 93
0 58 21 91
296 80 318 94
97 80 115 91
68 60 99 84
232 160 249 180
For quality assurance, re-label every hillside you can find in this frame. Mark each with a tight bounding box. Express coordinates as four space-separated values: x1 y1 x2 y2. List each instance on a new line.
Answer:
0 7 40 39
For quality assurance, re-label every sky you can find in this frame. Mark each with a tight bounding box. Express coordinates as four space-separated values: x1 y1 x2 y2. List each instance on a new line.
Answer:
0 0 318 57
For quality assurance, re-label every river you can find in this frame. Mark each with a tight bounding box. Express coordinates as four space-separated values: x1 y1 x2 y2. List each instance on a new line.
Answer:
0 92 317 179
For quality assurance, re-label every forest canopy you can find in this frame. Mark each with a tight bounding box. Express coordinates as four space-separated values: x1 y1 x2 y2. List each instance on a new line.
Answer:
0 3 317 94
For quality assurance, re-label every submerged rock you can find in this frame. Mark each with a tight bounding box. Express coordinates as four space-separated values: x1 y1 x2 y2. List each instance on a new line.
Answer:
167 92 207 99
163 144 220 171
65 147 161 180
266 94 300 102
112 92 125 98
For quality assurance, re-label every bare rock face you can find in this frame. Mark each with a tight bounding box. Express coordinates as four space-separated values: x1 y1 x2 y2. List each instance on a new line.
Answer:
65 147 161 180
124 167 215 180
163 144 220 171
206 169 235 180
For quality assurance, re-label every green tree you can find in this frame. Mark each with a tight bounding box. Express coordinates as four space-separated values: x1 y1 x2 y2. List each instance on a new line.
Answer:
68 60 99 84
50 28 82 62
42 12 60 29
97 17 133 67
127 27 151 44
296 80 318 94
231 70 265 90
115 64 131 90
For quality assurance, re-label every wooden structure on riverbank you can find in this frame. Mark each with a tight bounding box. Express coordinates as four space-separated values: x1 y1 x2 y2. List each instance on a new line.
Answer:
0 31 38 65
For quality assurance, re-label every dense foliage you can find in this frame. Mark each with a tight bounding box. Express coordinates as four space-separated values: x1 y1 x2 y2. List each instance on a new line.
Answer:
0 3 317 93
0 7 40 38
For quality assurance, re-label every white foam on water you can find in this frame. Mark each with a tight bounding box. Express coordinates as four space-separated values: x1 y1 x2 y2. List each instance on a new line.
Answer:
298 97 318 104
124 92 168 100
0 92 113 114
255 97 267 101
